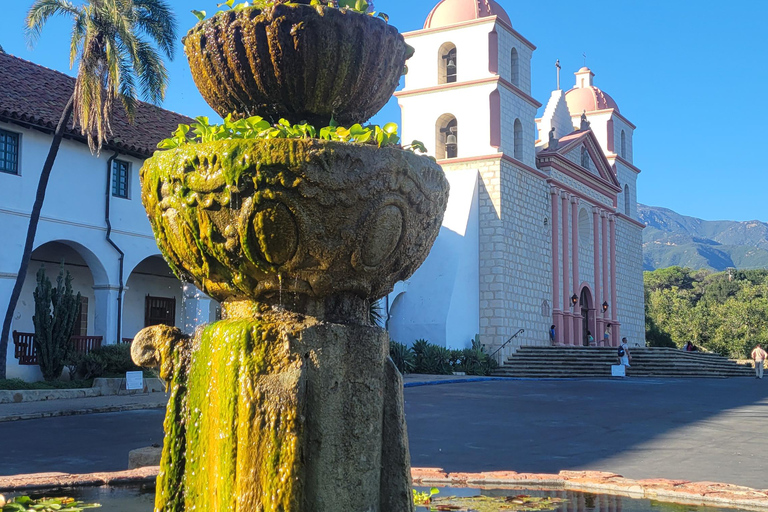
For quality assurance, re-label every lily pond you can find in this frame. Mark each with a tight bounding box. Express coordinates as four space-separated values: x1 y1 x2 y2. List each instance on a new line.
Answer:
7 486 759 512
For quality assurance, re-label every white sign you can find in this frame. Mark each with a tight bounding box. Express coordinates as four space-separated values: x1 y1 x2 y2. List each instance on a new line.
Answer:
125 371 144 390
611 365 626 377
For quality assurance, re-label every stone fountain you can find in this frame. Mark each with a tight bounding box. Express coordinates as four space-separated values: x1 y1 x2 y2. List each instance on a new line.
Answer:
131 2 449 511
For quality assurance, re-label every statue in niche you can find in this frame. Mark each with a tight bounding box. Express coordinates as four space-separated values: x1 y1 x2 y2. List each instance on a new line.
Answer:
580 111 591 131
548 126 558 150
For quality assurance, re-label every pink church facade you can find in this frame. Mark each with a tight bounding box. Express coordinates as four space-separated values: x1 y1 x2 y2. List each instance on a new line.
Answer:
385 0 645 356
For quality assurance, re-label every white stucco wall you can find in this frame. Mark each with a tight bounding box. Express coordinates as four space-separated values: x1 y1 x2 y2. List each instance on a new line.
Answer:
387 169 480 349
0 120 213 380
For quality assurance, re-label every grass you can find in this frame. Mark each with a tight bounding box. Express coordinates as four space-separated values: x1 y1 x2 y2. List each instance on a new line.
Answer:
0 378 94 390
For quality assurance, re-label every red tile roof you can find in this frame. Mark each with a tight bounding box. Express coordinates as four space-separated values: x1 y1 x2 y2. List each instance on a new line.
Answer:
0 53 193 158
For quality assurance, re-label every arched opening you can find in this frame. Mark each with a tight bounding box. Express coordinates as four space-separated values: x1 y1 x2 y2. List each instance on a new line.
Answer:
510 47 519 86
513 118 523 160
581 146 590 169
624 184 630 215
579 286 593 346
438 43 457 84
435 114 458 160
620 130 626 158
10 241 108 376
123 255 185 341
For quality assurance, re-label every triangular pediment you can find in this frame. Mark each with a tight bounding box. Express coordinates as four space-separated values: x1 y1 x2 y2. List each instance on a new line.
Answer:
536 129 621 191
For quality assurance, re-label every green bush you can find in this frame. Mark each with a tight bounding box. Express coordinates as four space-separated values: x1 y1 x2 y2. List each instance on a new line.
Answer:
389 341 415 374
412 339 452 375
77 343 140 379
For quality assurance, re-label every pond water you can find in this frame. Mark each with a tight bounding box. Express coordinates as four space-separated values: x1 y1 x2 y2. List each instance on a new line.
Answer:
414 486 757 512
11 485 757 512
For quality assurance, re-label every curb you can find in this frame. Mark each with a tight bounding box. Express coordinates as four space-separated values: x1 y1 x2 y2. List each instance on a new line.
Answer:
2 467 767 511
404 377 597 387
0 402 167 423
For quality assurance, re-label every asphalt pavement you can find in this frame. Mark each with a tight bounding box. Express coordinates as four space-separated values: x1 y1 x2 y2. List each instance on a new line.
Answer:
0 377 765 490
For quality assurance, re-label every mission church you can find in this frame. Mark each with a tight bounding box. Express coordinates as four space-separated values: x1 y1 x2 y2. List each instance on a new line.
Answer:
385 0 645 356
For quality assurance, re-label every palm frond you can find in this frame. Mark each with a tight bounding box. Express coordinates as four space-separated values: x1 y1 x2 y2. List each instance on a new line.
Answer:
132 0 176 58
27 0 177 153
26 0 81 45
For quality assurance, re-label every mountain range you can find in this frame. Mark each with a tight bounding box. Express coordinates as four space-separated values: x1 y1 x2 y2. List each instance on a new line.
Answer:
638 204 768 271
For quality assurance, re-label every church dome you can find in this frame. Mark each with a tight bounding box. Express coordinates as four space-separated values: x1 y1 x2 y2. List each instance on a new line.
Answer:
424 0 512 29
565 67 620 113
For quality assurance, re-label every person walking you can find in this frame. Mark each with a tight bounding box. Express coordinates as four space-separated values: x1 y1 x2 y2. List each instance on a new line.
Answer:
618 337 631 368
751 344 767 379
603 324 612 346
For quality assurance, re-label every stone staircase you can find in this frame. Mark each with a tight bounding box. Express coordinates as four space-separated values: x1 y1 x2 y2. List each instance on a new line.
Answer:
491 346 755 378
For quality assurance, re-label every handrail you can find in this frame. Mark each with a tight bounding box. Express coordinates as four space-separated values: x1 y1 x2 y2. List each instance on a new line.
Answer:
489 328 525 361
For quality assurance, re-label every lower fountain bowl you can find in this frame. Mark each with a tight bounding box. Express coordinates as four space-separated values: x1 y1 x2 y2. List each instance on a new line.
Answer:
140 139 449 304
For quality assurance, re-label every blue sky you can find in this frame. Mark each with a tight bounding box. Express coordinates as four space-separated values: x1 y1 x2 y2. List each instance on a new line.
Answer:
1 1 766 222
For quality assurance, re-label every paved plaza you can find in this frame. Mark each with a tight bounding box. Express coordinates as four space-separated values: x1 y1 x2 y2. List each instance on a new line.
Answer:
0 378 766 489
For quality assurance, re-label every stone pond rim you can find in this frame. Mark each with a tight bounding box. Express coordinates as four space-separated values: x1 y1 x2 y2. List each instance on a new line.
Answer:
140 138 449 306
183 3 410 126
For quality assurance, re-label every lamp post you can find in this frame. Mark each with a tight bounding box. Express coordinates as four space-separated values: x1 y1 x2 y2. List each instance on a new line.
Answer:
571 293 578 308
602 301 609 313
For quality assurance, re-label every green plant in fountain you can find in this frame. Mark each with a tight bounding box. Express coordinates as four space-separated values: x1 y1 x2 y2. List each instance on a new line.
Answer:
0 495 100 511
157 115 428 154
193 0 388 21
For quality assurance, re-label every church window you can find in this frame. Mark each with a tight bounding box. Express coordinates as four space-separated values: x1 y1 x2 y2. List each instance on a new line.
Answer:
510 48 519 86
436 115 458 159
620 130 626 158
438 43 457 84
513 119 523 160
581 146 589 169
624 185 630 215
112 159 130 198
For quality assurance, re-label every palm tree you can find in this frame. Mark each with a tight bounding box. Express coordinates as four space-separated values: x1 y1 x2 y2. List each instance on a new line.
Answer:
0 0 176 378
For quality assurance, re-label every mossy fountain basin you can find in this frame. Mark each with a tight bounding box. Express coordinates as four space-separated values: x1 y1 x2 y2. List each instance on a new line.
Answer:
183 3 410 126
140 138 449 308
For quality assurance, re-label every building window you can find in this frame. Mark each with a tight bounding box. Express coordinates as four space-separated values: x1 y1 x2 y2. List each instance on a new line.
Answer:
0 128 20 175
624 184 630 215
620 130 626 158
145 296 176 327
112 159 130 198
581 146 590 169
513 119 523 160
438 43 457 84
510 48 519 86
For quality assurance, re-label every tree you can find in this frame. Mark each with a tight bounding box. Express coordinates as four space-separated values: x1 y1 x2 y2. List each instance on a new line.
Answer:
33 266 82 381
0 0 176 379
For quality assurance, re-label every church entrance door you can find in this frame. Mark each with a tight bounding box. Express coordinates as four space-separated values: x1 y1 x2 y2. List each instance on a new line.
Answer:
580 287 592 346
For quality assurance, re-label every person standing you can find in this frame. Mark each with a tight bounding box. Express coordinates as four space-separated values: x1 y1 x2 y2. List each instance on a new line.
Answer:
618 337 631 368
549 325 556 345
751 344 767 379
603 324 612 346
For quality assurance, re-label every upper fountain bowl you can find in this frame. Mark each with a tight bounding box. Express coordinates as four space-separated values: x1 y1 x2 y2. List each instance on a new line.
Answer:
140 139 449 304
183 3 410 126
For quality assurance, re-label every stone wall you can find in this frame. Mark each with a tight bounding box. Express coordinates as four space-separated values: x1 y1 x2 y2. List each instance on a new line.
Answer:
615 218 645 345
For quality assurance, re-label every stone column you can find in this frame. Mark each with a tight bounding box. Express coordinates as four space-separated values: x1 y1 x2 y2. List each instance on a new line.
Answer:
182 283 213 335
592 207 602 345
571 196 580 345
560 192 571 345
550 186 562 344
601 211 610 344
92 285 123 345
610 215 619 345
